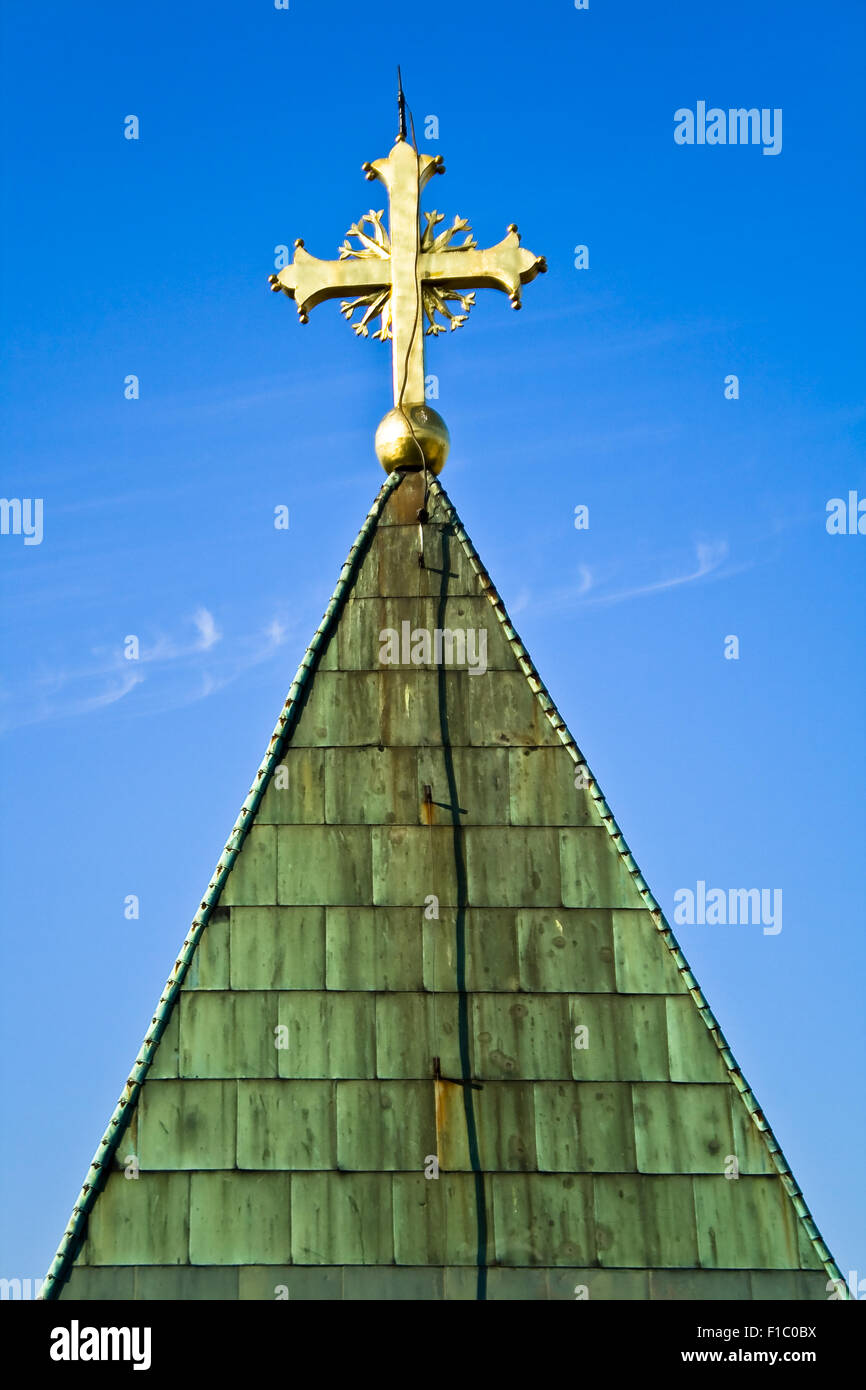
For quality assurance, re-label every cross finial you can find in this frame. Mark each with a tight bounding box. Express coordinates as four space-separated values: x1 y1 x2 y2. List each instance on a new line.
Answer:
268 107 546 473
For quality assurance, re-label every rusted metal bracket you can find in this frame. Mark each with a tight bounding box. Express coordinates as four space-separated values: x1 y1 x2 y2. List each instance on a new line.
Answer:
433 1056 483 1091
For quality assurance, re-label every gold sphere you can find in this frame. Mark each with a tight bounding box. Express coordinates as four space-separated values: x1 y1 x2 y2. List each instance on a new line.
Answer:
374 404 450 474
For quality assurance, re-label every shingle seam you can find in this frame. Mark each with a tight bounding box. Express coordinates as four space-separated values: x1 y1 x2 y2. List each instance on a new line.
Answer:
38 471 401 1301
427 474 848 1297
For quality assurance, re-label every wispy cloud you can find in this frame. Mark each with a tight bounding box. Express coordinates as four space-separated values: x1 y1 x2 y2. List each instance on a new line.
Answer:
516 540 736 618
579 540 729 607
76 668 145 713
192 607 220 651
575 565 594 597
143 616 290 712
0 607 292 734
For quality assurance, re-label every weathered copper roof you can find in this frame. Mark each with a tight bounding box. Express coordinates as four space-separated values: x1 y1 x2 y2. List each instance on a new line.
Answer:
41 470 844 1300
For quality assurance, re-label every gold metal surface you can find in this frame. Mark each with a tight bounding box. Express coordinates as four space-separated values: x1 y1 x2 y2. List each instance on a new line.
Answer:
269 132 545 470
374 404 450 475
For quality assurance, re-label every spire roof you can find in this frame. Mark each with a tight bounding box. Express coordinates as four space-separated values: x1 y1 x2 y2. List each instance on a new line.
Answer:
41 471 843 1301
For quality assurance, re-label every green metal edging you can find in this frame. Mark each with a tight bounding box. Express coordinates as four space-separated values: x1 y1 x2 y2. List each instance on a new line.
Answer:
426 474 849 1298
39 471 401 1301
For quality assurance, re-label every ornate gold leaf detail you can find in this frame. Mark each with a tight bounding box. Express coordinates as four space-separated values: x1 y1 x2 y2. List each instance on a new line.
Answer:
420 212 477 333
421 211 477 253
339 210 390 260
422 284 477 335
339 208 482 339
339 210 393 338
340 289 393 340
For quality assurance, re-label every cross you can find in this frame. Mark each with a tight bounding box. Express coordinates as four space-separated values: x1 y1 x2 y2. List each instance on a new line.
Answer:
269 125 546 472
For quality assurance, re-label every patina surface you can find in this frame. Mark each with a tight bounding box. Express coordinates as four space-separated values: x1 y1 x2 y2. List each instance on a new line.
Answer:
42 472 842 1301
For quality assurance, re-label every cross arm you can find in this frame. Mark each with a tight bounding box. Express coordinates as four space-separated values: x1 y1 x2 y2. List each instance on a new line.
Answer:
422 226 546 307
269 241 390 323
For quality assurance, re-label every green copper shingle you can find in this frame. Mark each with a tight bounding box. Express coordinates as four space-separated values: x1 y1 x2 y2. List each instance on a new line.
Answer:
594 1175 699 1268
632 1083 734 1174
229 906 325 990
238 1266 342 1300
237 1080 336 1170
380 669 470 746
87 1173 190 1267
372 826 459 905
516 908 616 992
180 908 229 991
276 825 372 905
417 746 509 826
568 995 671 1081
612 909 688 993
375 992 463 1079
559 827 646 908
492 1174 595 1266
424 909 520 992
468 671 561 747
291 672 381 747
472 993 572 1079
326 907 424 991
665 995 731 1083
508 747 598 826
277 992 376 1079
336 1081 434 1170
693 1175 800 1269
392 1174 494 1265
466 827 561 906
533 1082 636 1173
179 991 277 1079
138 1080 237 1169
291 1173 393 1265
324 747 418 825
60 1267 136 1300
220 826 276 907
135 1266 239 1299
190 1173 291 1265
255 749 325 825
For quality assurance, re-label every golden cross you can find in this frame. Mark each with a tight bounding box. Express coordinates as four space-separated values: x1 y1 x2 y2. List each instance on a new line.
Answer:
269 133 545 473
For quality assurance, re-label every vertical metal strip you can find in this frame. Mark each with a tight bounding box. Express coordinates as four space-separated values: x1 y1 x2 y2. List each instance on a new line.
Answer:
435 522 487 1300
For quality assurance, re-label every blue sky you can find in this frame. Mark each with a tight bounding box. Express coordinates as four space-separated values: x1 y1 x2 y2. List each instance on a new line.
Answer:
1 0 864 1287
